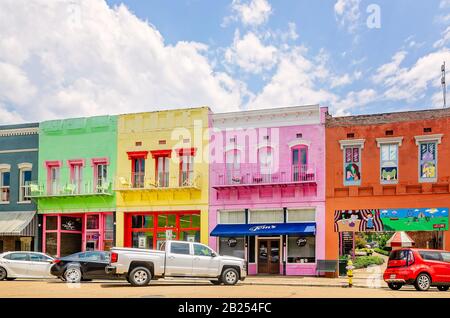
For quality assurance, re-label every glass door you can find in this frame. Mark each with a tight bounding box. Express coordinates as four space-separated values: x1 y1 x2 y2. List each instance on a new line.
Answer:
85 214 100 251
257 239 280 275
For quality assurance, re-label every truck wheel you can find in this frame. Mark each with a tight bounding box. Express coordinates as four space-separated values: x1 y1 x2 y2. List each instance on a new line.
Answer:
0 267 7 281
221 268 239 285
387 283 402 290
437 286 449 291
64 266 82 283
414 273 431 291
210 280 222 285
128 267 152 287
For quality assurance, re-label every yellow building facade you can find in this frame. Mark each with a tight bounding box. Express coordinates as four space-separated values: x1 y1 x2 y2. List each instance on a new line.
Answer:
115 107 210 248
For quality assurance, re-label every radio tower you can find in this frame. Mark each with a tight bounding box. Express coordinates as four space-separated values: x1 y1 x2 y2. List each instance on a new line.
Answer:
442 62 447 108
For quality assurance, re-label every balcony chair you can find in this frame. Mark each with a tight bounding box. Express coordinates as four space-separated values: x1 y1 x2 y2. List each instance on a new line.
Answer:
29 183 44 196
97 182 110 194
118 177 131 189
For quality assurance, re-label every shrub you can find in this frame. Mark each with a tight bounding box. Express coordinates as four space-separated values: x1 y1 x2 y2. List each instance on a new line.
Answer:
355 248 374 256
353 256 385 269
374 248 390 256
355 236 368 249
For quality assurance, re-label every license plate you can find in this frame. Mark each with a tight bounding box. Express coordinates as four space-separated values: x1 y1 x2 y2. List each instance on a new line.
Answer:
390 274 396 279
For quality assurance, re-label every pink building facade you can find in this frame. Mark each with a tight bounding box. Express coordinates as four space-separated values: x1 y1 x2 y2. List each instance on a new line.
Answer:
209 105 327 276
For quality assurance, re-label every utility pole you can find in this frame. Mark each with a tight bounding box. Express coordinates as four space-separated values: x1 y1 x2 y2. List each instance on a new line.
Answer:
442 61 447 108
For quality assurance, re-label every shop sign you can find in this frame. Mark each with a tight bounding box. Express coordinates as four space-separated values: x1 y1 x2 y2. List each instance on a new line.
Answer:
296 238 307 247
249 225 276 232
227 238 237 247
166 230 173 240
334 208 449 232
138 236 146 248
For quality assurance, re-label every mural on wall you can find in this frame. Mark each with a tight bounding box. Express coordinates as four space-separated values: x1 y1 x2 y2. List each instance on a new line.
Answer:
420 143 437 179
334 208 449 232
381 167 397 181
334 209 383 232
344 147 361 182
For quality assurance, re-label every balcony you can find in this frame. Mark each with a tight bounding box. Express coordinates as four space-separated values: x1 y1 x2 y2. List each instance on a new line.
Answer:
29 180 113 198
212 164 316 190
115 172 201 192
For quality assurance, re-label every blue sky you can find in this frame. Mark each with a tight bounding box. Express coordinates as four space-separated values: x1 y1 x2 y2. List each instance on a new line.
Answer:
0 0 449 123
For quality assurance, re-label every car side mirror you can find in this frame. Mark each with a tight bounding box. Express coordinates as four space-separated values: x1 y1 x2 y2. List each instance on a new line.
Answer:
211 252 217 257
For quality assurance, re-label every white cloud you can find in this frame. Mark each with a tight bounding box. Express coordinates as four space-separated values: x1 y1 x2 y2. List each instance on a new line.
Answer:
330 71 362 88
373 49 450 103
0 0 249 124
434 26 450 48
226 0 273 27
334 89 378 115
225 31 278 73
440 0 450 8
246 47 339 110
334 0 361 33
372 51 408 85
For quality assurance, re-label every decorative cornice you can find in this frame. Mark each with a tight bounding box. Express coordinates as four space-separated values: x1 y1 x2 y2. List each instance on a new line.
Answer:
376 137 404 148
127 151 149 160
339 139 366 150
288 138 311 148
414 134 444 145
150 150 172 158
0 164 11 171
0 127 38 137
17 163 32 170
212 105 322 129
224 144 243 153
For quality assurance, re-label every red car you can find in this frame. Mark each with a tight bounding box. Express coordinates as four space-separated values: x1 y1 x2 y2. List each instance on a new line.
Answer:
383 248 450 291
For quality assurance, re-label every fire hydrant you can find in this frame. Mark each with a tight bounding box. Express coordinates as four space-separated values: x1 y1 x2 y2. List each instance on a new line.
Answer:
346 259 355 288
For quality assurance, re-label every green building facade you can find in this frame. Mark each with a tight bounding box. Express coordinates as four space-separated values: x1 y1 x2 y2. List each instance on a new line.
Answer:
31 116 117 257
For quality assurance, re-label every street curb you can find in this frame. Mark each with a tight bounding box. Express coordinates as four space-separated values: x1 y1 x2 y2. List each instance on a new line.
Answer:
240 282 385 289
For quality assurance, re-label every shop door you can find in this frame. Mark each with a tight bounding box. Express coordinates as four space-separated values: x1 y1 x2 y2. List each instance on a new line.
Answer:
257 239 280 275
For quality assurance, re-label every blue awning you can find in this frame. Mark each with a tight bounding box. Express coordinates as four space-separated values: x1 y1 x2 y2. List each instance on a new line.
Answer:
210 223 316 237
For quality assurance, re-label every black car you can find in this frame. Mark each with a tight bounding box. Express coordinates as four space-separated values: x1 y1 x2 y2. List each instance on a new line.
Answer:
50 251 113 283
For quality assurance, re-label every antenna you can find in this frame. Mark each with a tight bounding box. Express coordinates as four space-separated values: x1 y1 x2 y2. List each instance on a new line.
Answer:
442 61 447 108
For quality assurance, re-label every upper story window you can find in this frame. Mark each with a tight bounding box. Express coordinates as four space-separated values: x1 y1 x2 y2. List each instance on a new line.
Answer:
292 145 308 182
45 161 61 195
176 148 196 187
0 164 11 203
344 146 361 185
225 149 241 184
377 137 403 185
415 134 443 183
258 147 273 183
339 139 365 186
127 151 148 189
150 150 172 188
380 144 398 183
18 163 32 203
92 158 109 193
68 160 84 194
287 208 316 222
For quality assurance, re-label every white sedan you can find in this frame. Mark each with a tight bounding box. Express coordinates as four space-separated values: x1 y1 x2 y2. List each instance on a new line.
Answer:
0 251 55 280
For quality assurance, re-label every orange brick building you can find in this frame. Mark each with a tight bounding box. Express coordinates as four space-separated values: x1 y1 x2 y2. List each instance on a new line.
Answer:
325 108 450 261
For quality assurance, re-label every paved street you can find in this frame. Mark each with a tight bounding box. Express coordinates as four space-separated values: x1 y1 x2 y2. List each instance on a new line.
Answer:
1 278 449 298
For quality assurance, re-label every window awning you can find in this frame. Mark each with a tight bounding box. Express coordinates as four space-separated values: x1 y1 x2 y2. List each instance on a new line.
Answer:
0 211 37 236
210 222 316 237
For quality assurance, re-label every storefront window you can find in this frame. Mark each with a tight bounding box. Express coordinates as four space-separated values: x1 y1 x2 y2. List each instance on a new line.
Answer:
104 214 114 251
60 216 82 231
287 236 315 263
45 233 57 257
132 232 154 249
128 212 201 249
87 215 99 230
179 230 200 242
287 209 315 222
158 214 176 228
60 233 82 256
219 210 245 224
219 237 245 259
45 216 57 230
179 214 200 228
249 210 283 224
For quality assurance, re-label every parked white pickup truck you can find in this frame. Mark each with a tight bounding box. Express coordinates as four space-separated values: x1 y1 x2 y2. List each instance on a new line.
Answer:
105 240 246 287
